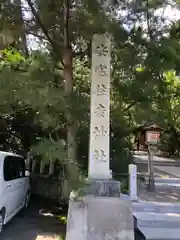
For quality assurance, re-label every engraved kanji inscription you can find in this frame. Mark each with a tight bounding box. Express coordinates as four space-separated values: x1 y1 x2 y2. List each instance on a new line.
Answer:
96 84 108 96
95 104 106 117
93 149 107 162
93 126 108 138
95 44 109 57
95 64 108 76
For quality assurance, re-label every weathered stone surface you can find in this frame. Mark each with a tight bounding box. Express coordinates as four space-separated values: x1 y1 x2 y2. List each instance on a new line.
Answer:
88 34 111 179
129 164 138 201
66 196 134 240
66 198 87 239
86 179 121 197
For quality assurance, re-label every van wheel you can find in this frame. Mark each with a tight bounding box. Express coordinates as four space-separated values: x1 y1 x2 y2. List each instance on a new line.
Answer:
24 192 30 209
0 213 4 234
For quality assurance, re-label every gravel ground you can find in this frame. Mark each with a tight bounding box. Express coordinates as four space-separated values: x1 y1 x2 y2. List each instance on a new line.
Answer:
1 196 67 240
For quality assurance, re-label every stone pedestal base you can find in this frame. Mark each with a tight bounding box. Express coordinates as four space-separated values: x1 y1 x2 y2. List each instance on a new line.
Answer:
86 179 121 197
66 196 134 240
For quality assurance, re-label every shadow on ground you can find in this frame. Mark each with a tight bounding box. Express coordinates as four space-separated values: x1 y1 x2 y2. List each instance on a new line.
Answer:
1 195 146 240
1 195 67 240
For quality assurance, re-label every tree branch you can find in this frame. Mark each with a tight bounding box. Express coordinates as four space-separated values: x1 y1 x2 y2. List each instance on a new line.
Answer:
111 59 119 78
124 100 138 112
26 0 64 66
146 0 154 41
64 0 71 49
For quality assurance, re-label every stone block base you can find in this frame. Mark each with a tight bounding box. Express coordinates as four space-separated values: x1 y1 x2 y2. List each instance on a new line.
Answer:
86 179 121 197
66 196 134 240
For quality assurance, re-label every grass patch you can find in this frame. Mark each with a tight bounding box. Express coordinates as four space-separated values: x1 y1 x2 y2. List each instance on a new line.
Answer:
56 215 67 224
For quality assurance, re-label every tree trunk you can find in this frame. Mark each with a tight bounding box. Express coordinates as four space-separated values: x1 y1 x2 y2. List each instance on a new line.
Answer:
64 0 76 163
15 0 29 56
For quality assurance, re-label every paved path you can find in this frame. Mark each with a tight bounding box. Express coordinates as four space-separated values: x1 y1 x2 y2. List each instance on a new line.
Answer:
133 155 180 182
134 182 180 239
134 154 179 162
133 200 180 240
121 188 180 240
1 198 66 240
133 154 180 167
133 153 180 239
134 153 180 201
154 166 180 178
137 180 180 202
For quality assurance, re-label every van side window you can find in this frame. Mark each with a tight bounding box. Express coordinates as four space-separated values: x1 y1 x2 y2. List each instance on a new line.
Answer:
18 157 26 178
3 156 26 181
4 156 13 181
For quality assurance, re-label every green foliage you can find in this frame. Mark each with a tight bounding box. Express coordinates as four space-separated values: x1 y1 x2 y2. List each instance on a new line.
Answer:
31 136 84 198
31 138 67 163
1 0 180 200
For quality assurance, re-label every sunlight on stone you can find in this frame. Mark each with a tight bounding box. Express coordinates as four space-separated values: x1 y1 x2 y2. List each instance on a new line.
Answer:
39 209 54 217
161 175 169 178
166 213 180 217
36 234 63 240
39 212 54 217
169 196 178 200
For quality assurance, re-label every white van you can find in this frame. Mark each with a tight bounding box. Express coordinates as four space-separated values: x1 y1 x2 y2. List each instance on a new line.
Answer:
0 151 30 233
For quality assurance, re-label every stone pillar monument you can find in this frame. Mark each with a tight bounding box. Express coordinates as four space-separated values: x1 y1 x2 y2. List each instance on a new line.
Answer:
66 34 134 240
89 34 110 179
87 34 120 197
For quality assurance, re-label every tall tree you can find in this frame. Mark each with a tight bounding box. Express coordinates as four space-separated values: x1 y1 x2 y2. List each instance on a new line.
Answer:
0 0 180 196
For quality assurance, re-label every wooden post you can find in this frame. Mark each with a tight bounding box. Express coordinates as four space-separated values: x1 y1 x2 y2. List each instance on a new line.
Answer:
148 144 155 191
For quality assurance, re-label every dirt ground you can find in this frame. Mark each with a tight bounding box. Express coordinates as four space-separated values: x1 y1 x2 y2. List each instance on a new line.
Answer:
1 196 67 240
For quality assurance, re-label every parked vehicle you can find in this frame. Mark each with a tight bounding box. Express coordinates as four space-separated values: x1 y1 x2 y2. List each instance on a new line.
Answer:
0 151 30 233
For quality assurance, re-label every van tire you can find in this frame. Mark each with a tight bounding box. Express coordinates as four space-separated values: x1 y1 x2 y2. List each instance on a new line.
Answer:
24 191 30 209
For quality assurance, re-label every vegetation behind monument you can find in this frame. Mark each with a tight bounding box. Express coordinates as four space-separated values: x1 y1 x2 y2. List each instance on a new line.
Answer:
0 0 180 197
